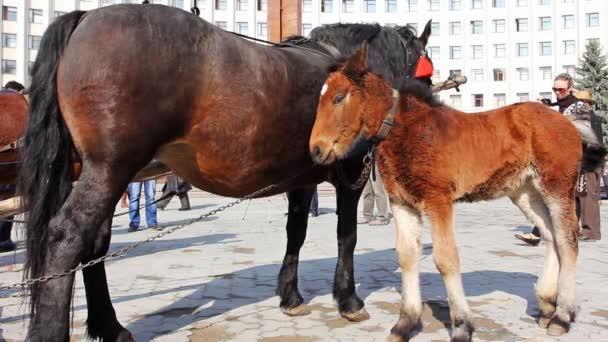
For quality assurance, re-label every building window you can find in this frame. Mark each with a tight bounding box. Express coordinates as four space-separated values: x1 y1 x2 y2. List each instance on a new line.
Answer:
28 35 42 49
2 33 16 48
517 43 528 56
450 46 462 59
539 17 551 31
539 41 552 56
472 45 483 59
321 0 333 12
449 0 461 10
540 66 552 80
101 0 115 4
302 23 312 36
563 40 575 55
539 92 552 100
258 0 268 11
516 18 528 32
493 68 505 81
257 22 267 37
303 0 312 12
54 11 67 18
517 67 529 81
1 60 16 75
29 9 43 24
236 22 248 35
215 0 227 10
237 0 248 11
517 92 530 102
492 0 505 7
473 94 484 107
587 38 600 45
343 0 354 12
494 44 505 57
2 6 17 21
471 21 483 34
431 22 440 36
538 0 550 4
450 94 462 108
493 19 505 33
586 13 599 27
215 21 227 30
472 0 482 9
563 65 575 76
495 94 506 107
432 70 441 83
562 15 574 29
450 69 462 77
406 0 417 11
364 0 376 12
428 46 440 60
471 68 484 81
174 0 184 7
517 0 528 6
449 22 462 35
429 0 440 11
386 0 397 12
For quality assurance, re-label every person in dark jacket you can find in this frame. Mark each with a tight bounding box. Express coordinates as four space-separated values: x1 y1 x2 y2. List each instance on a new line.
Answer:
157 175 192 211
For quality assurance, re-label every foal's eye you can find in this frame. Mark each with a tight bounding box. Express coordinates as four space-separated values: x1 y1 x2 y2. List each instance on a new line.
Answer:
333 94 346 105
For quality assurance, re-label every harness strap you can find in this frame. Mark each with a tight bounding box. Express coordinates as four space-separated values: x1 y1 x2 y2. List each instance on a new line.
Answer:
0 137 23 153
374 89 400 142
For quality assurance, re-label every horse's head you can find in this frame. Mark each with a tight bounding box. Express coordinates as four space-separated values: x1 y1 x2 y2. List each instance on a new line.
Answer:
310 43 393 165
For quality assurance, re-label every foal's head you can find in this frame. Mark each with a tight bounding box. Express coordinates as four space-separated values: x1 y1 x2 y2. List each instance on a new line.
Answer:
309 43 394 165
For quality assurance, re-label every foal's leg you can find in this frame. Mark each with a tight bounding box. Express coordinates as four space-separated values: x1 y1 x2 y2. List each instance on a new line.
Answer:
387 203 424 342
277 187 314 316
333 184 368 321
83 216 134 341
546 195 579 335
509 189 559 328
427 202 474 342
27 167 133 341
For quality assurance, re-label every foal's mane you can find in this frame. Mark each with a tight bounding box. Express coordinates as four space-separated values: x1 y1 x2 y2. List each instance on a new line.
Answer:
394 79 443 108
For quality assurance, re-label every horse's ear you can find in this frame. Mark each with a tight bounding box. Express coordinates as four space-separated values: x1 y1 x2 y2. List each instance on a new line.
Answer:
344 42 369 78
419 19 432 48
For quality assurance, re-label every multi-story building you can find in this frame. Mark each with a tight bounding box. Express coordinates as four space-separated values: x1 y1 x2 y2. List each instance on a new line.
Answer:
1 0 606 112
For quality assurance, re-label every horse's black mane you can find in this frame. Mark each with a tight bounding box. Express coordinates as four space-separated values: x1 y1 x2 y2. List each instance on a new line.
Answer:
394 78 442 108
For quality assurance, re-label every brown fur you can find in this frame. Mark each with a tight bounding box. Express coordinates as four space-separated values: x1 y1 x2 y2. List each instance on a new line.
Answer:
310 43 581 341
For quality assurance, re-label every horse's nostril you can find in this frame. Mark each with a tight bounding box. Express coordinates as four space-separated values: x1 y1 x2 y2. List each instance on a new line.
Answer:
312 145 321 159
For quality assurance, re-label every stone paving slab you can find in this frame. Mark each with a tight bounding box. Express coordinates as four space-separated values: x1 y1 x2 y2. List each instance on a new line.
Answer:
1 191 608 341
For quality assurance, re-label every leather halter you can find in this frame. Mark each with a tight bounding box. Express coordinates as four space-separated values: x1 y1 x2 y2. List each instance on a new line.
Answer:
371 88 400 143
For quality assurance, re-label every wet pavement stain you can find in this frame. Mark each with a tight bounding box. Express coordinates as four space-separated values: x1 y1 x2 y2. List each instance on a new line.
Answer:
373 301 399 315
488 250 531 258
150 306 199 318
233 260 254 265
261 336 319 342
232 247 255 254
473 316 519 341
190 322 235 342
591 309 608 319
169 264 193 269
136 275 164 281
308 303 337 314
182 249 202 253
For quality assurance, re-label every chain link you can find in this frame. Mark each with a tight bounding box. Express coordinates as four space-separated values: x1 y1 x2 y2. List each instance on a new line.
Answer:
0 183 277 294
347 153 374 191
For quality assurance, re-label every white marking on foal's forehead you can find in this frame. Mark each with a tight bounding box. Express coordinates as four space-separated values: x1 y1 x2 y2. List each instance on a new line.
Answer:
320 83 328 96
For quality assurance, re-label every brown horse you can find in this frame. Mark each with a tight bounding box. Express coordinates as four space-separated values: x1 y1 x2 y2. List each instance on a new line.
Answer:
0 93 27 188
19 5 433 341
309 44 606 341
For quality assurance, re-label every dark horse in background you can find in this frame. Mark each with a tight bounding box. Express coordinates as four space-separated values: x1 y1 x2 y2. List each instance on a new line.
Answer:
19 4 432 341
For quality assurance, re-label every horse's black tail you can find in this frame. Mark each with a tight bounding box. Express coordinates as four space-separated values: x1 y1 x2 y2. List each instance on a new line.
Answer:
571 120 608 171
17 10 86 317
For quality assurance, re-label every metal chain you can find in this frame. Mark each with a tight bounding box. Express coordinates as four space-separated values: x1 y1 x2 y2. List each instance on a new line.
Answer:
348 153 373 190
0 183 277 293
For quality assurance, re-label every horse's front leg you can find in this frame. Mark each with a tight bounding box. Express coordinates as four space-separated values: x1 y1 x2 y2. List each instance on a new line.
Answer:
334 184 369 321
277 187 315 316
387 203 424 342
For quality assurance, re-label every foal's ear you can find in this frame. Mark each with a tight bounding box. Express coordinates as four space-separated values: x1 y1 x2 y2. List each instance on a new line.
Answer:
344 42 369 79
418 19 432 48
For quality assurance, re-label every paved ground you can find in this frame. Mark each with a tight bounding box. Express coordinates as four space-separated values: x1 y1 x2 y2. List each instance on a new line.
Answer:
1 186 608 341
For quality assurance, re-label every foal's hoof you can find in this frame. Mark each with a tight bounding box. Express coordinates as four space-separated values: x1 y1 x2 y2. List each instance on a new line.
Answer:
547 318 570 336
116 329 136 342
341 308 370 322
538 316 552 329
451 319 474 342
388 317 422 342
281 303 311 316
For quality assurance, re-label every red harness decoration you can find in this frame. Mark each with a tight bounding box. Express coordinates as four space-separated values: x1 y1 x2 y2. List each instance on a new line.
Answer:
415 55 434 79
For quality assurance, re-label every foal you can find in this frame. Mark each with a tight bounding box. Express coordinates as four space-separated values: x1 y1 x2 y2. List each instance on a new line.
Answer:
309 43 605 341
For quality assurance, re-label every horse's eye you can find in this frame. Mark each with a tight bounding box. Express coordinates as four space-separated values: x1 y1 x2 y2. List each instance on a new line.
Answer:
333 94 345 105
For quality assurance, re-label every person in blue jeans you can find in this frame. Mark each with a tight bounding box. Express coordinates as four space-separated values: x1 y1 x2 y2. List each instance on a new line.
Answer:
128 179 160 232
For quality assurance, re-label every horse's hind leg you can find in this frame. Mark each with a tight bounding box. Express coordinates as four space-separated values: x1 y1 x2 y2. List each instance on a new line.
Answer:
27 167 133 341
83 216 134 341
387 203 424 342
508 188 559 328
426 201 474 342
277 187 314 316
546 194 579 335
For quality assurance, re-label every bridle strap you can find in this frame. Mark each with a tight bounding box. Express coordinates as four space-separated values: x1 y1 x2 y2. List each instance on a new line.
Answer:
373 89 400 142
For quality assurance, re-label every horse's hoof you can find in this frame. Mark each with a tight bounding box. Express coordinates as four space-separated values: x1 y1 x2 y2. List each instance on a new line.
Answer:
538 316 551 329
281 303 311 316
386 333 408 342
117 329 136 342
341 308 370 322
451 319 474 342
547 319 569 336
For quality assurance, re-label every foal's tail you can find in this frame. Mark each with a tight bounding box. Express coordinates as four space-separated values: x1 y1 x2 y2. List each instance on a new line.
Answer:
17 10 86 316
571 121 607 171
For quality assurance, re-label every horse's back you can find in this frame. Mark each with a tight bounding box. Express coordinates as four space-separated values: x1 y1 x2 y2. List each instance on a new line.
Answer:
0 93 27 145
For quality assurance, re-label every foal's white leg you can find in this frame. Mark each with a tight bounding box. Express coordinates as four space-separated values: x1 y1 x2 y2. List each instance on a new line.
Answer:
426 202 474 342
387 203 424 342
509 189 559 327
